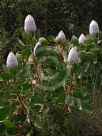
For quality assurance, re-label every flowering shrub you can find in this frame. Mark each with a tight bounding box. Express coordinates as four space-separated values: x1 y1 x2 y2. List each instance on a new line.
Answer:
0 17 102 135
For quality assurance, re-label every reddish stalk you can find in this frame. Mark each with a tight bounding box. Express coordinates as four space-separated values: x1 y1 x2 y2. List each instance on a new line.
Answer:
18 125 22 136
65 77 73 95
17 95 26 110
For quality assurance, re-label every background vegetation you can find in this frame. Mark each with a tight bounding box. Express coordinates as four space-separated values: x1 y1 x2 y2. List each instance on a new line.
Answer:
1 0 102 68
0 0 102 136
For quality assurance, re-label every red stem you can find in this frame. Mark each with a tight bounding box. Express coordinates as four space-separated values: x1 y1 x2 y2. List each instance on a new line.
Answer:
18 126 22 136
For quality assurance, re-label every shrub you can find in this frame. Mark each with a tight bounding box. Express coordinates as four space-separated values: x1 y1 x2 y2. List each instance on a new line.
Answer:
0 17 102 135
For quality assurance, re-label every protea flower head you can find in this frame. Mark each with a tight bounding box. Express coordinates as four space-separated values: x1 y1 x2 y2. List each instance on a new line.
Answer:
6 52 18 68
24 14 36 34
79 34 86 44
89 20 99 35
56 30 66 42
67 47 80 63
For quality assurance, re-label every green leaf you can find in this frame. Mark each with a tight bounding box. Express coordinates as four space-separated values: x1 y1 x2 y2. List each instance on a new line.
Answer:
82 101 93 113
57 92 66 103
81 52 97 62
47 35 55 42
76 98 82 110
33 114 42 129
22 49 31 57
17 38 26 47
36 46 54 59
0 106 10 121
0 72 13 81
0 122 5 133
0 91 10 107
3 120 15 128
65 95 74 106
39 37 48 44
89 47 100 53
26 64 34 80
16 52 23 62
31 37 36 47
71 35 79 45
42 108 49 116
31 95 43 106
35 28 41 39
85 35 94 44
80 87 88 97
53 107 63 120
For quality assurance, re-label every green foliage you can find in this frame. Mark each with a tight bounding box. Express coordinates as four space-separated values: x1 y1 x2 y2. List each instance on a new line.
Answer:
1 0 102 135
0 22 102 135
1 0 102 68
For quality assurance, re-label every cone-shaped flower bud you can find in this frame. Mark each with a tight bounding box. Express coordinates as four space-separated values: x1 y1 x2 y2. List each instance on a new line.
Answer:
67 47 79 63
79 34 86 44
56 30 66 42
6 52 18 68
24 14 36 34
89 20 99 35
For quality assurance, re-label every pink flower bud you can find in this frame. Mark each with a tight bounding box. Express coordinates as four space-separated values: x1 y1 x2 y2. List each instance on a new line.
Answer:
24 14 36 34
67 47 79 63
56 30 66 42
89 20 99 35
79 34 86 44
6 52 18 68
